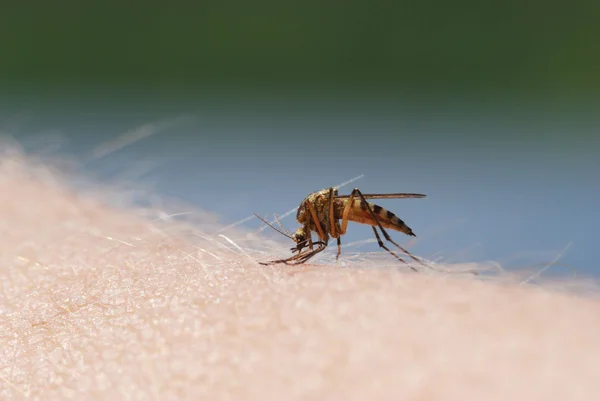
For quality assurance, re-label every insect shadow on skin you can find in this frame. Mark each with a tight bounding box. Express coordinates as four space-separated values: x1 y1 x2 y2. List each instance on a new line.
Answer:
255 187 428 271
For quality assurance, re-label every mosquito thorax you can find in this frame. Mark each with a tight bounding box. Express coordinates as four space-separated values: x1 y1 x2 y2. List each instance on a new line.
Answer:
296 204 306 223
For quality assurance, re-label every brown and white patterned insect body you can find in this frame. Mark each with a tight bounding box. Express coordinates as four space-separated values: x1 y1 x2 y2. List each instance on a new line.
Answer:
258 187 426 268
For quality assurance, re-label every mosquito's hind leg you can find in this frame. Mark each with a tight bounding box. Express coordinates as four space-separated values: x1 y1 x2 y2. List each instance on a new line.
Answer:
371 227 418 272
353 188 426 267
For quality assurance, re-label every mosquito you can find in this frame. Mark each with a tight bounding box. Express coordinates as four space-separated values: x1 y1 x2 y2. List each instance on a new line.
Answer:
254 187 426 270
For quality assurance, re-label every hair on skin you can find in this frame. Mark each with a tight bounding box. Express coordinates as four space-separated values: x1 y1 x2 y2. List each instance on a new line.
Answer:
0 143 599 400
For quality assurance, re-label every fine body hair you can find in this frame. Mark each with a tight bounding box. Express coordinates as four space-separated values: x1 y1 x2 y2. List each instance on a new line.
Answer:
0 146 599 400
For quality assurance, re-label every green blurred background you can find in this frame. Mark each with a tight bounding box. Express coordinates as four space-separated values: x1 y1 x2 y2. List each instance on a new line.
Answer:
2 1 599 97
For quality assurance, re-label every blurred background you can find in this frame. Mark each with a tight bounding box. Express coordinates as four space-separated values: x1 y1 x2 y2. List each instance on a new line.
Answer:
0 2 598 275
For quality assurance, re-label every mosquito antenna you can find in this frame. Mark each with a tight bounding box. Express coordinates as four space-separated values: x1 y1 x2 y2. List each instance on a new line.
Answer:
255 213 269 233
253 213 294 240
274 213 293 237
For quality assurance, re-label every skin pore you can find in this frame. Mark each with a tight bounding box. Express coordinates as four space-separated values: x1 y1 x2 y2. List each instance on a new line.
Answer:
1 153 599 400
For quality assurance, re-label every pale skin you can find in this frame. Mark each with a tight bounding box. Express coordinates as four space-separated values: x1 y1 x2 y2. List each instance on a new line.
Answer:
1 156 600 400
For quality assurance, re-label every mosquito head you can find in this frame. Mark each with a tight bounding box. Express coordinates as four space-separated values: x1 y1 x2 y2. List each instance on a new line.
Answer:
290 226 309 253
292 226 306 244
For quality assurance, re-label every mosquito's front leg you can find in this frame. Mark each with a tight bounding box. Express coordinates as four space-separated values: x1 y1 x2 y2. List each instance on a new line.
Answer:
291 240 325 254
293 242 327 264
260 240 326 265
301 202 314 251
306 224 314 250
306 199 327 242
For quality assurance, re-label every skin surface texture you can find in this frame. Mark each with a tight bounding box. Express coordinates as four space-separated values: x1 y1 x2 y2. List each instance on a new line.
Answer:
1 151 599 400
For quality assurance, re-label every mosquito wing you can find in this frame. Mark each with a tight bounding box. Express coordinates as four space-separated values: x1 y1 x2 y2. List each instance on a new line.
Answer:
334 193 426 199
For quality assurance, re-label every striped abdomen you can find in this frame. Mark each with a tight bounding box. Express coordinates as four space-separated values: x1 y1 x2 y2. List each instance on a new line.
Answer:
335 199 416 237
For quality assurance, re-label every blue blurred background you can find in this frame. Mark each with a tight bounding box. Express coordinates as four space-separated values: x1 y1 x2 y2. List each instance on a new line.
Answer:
1 2 598 275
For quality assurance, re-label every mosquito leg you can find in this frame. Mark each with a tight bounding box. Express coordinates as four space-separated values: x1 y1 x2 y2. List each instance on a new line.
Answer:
293 243 327 264
260 194 331 266
339 190 357 235
328 187 343 262
354 188 426 267
306 200 327 243
260 247 314 265
371 227 418 272
291 240 325 253
302 203 314 251
261 241 327 265
328 187 337 237
263 238 329 265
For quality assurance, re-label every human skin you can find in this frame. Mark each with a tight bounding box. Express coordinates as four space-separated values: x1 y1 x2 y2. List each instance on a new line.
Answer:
1 153 599 400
